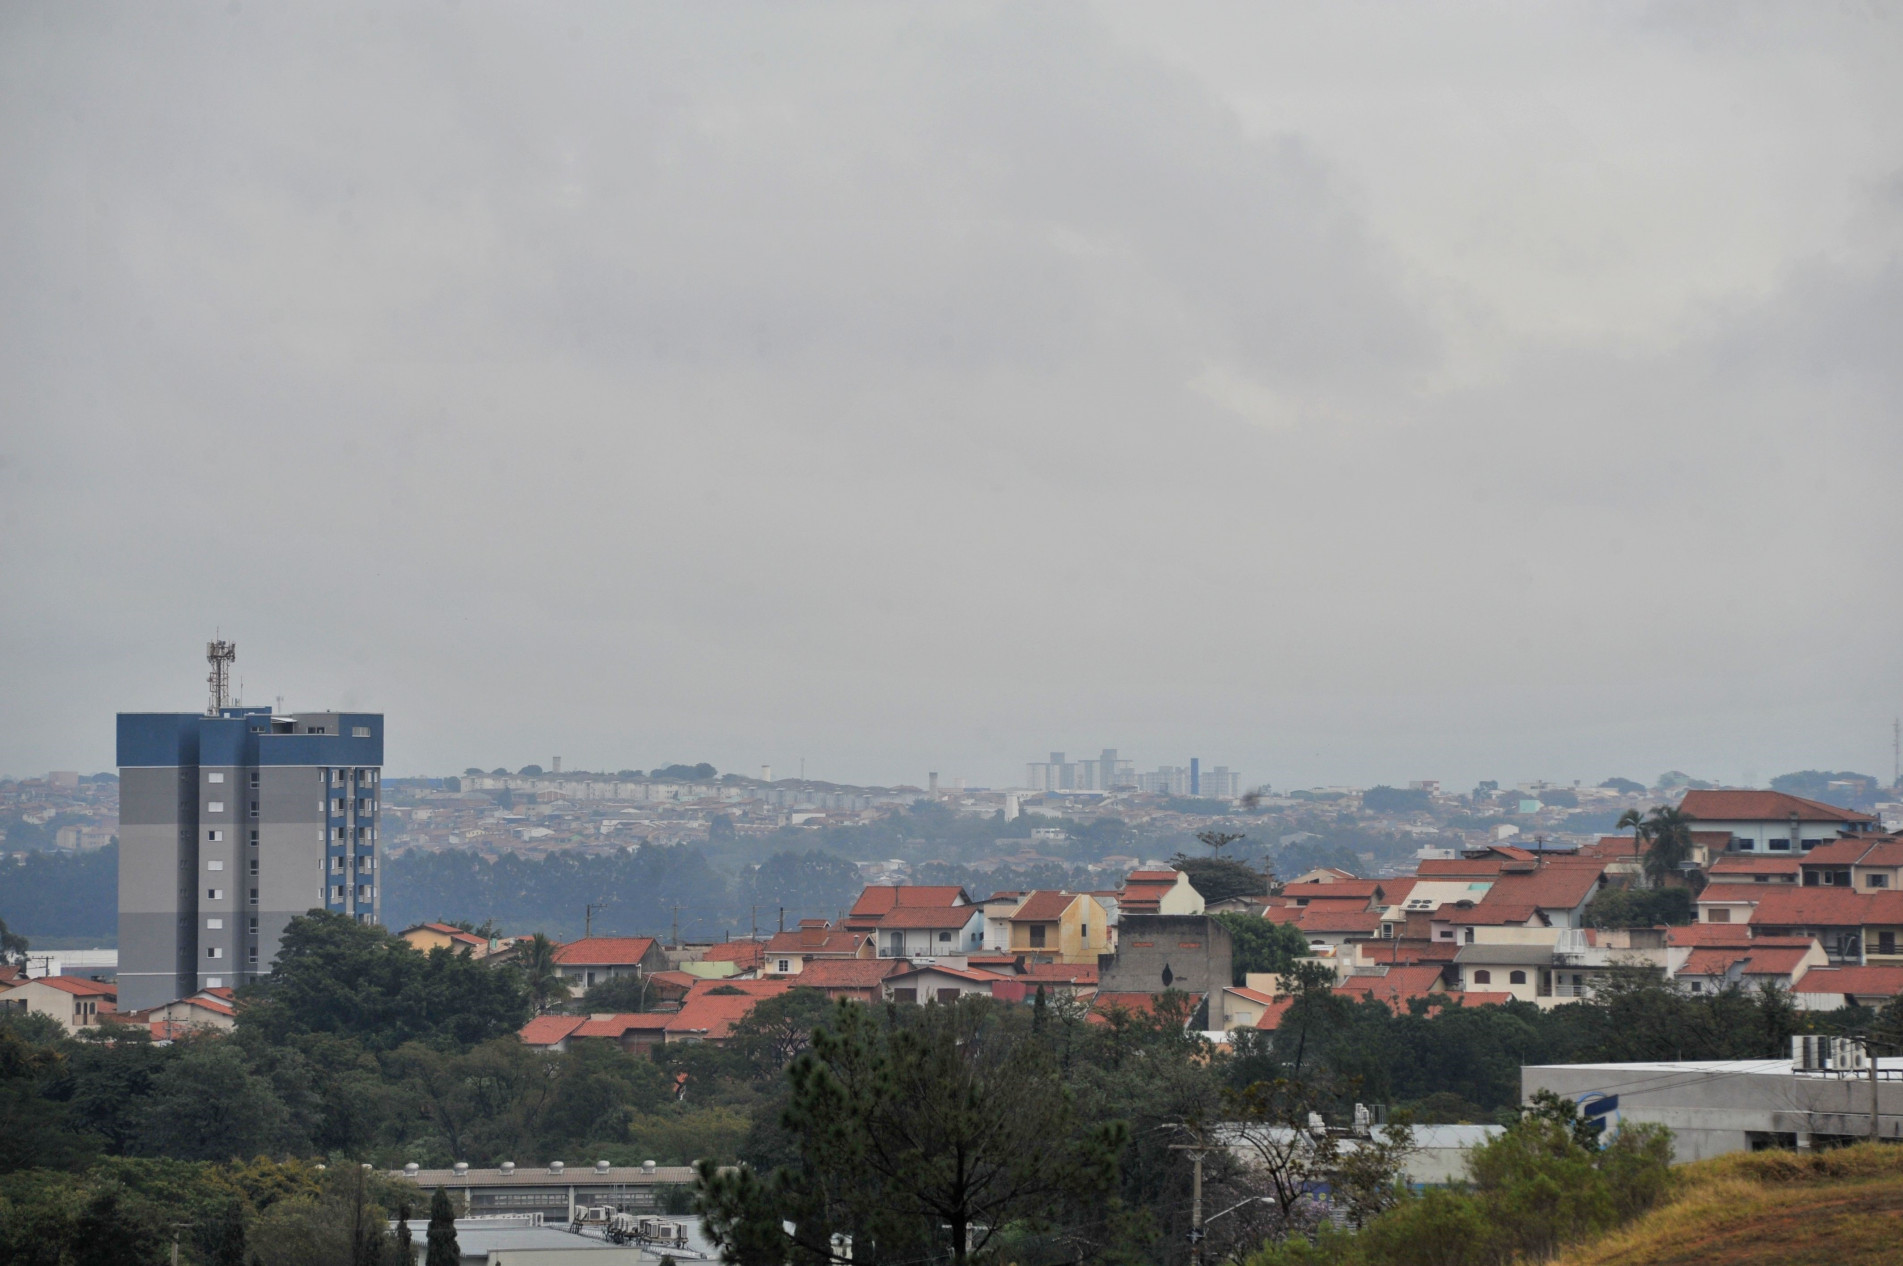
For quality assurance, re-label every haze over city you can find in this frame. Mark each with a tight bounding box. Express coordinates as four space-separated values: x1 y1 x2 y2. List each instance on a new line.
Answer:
1 4 1897 789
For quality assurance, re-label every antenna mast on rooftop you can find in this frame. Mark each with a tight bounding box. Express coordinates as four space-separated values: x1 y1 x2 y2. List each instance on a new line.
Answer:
206 639 236 715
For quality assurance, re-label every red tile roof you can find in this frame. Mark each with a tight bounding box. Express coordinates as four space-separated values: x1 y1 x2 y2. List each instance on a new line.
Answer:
764 926 870 956
518 1015 585 1046
1296 909 1384 934
1020 962 1099 985
574 1013 672 1039
868 905 980 929
1333 965 1447 1010
31 976 115 997
1747 887 1903 928
1450 991 1515 1007
791 959 908 989
1677 789 1875 825
1285 878 1387 897
702 941 767 967
1126 870 1181 883
1803 838 1903 868
664 980 793 1040
1415 858 1509 879
1459 861 1606 917
1793 966 1903 999
552 937 660 967
1709 855 1804 875
847 886 970 919
1011 891 1081 922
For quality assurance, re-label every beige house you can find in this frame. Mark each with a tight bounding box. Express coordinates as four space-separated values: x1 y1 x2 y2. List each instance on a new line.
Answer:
1005 891 1109 964
0 975 117 1035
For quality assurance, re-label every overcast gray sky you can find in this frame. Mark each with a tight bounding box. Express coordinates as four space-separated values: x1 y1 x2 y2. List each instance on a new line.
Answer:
2 2 1899 791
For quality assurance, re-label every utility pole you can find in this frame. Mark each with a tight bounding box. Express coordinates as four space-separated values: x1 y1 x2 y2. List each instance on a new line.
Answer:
1170 1134 1209 1266
585 903 607 939
779 906 785 934
1868 1033 1882 1142
672 906 681 948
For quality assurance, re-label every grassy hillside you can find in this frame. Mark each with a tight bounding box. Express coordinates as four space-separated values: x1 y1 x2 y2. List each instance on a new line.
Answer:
1558 1142 1903 1266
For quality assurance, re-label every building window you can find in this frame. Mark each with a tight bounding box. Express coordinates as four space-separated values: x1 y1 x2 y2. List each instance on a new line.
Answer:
207 801 224 813
1029 926 1046 947
248 801 258 818
208 773 224 784
1881 932 1898 956
1472 970 1492 984
249 772 259 788
207 918 223 930
1690 981 1703 993
207 976 222 988
1708 908 1731 923
778 960 790 972
249 888 258 904
248 829 258 844
207 888 223 900
207 830 223 842
206 947 223 959
207 860 224 871
352 726 371 738
892 988 917 1003
1463 928 1475 943
1509 970 1527 985
248 917 258 934
937 931 952 943
249 859 258 875
1870 875 1889 888
1769 838 1791 851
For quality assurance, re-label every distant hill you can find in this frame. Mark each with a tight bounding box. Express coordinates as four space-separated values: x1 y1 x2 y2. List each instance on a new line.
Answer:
1558 1142 1903 1266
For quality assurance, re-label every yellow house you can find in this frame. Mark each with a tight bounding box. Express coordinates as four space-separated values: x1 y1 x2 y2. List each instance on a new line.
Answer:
1007 891 1109 964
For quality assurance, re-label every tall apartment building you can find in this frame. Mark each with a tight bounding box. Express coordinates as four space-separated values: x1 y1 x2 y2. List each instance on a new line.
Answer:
1024 749 1134 793
1136 763 1242 799
117 707 384 1011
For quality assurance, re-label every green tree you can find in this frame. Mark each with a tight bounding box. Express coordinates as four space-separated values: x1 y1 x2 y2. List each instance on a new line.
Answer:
425 1187 458 1266
134 1041 292 1161
1618 804 1699 888
523 933 567 1014
1213 914 1309 986
238 912 529 1051
0 1023 96 1173
725 987 834 1075
0 916 28 966
1173 856 1271 904
699 999 1126 1266
207 1197 246 1266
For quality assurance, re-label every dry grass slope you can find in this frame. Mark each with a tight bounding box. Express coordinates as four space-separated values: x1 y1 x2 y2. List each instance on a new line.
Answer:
1557 1142 1903 1266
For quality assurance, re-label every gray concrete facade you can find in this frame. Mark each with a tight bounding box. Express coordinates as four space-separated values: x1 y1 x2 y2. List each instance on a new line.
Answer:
1523 1057 1903 1163
117 708 383 1012
1099 914 1234 997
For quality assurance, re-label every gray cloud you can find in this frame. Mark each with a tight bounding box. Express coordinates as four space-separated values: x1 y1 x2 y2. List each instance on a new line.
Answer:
1 3 1898 790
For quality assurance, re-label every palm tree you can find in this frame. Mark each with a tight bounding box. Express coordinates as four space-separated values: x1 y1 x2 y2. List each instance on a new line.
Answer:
1616 807 1652 877
1620 805 1698 888
524 932 567 1014
1641 805 1699 887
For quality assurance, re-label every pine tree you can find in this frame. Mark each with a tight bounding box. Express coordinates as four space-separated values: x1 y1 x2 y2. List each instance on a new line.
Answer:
425 1188 458 1266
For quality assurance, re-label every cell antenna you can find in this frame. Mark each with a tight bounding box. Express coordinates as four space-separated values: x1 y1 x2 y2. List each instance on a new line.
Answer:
206 640 237 715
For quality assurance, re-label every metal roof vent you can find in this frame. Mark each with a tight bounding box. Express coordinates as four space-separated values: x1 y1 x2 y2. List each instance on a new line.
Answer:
404 1163 420 1176
642 1160 657 1174
452 1162 468 1176
549 1161 564 1175
499 1161 515 1175
595 1160 611 1174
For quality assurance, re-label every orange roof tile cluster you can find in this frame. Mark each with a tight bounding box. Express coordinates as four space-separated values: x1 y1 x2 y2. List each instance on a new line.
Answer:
1677 789 1875 825
551 937 660 967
